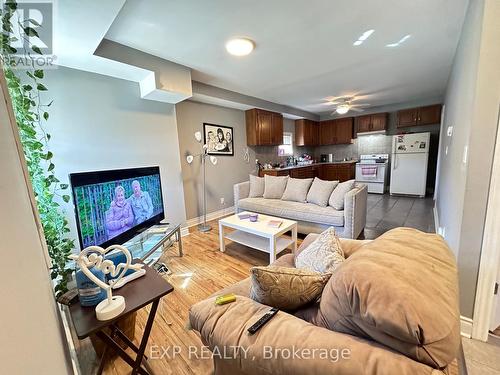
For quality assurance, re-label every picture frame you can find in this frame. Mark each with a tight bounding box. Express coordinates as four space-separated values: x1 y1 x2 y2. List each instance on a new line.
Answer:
203 123 234 156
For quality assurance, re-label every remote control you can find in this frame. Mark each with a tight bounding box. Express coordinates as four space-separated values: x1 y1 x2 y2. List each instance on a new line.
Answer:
247 308 279 335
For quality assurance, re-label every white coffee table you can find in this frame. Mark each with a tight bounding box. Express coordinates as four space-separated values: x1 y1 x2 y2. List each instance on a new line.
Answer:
218 211 298 264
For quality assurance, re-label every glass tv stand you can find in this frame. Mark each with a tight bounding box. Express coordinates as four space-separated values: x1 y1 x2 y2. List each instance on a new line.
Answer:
122 223 183 266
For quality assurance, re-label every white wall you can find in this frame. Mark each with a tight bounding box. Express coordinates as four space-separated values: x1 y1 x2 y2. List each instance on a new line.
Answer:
436 0 500 318
0 77 72 373
43 66 186 248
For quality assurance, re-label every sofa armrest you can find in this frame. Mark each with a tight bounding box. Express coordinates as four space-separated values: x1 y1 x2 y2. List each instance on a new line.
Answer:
343 183 368 239
234 181 250 212
189 296 439 375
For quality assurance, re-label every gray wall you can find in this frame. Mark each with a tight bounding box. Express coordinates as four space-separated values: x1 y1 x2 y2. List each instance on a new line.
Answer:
42 67 186 248
435 0 500 318
176 100 256 220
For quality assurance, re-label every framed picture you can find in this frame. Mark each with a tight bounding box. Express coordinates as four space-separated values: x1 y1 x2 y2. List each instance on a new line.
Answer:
203 123 234 156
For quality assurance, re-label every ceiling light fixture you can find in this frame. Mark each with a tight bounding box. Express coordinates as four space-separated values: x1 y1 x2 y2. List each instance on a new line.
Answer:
336 104 350 115
353 29 375 46
386 34 411 47
225 38 255 56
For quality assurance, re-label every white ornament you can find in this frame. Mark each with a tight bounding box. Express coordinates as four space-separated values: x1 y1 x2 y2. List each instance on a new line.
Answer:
69 245 143 321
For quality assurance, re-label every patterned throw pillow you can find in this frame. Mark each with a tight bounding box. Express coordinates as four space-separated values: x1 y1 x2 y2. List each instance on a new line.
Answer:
263 175 289 199
248 174 265 198
249 266 331 311
306 178 339 207
295 227 345 273
329 179 355 210
281 177 313 202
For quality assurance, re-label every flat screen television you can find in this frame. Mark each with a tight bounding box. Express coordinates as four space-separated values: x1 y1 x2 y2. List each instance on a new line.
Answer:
70 166 164 250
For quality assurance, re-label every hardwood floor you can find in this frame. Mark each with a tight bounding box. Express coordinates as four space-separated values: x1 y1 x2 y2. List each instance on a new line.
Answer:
363 193 435 239
75 213 458 375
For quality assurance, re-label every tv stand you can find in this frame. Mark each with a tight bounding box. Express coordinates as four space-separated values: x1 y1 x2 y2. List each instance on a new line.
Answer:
122 223 183 266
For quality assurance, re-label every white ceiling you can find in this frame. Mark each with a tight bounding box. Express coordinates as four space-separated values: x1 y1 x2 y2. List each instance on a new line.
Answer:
106 0 468 115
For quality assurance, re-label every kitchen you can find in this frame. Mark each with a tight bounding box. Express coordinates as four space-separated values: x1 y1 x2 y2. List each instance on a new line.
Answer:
246 103 442 197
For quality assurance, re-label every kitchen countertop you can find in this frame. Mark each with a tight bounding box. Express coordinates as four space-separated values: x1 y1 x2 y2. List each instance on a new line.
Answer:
262 160 358 171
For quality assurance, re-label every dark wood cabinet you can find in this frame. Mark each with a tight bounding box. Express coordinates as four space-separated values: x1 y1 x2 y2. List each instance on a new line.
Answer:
295 119 319 146
259 169 290 177
355 113 388 134
318 163 355 182
246 108 283 146
319 118 353 145
290 165 318 179
397 104 442 128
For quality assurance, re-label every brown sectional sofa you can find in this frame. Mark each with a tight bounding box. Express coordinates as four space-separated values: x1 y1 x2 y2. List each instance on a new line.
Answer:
189 228 460 375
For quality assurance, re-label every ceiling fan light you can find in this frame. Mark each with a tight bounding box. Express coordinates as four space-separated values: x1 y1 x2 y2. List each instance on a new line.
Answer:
336 104 350 115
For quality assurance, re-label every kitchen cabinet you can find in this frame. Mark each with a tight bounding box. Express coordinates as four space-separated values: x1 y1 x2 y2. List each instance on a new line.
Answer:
355 113 388 134
319 118 353 145
259 169 290 177
295 119 319 146
396 104 442 128
290 165 318 179
318 163 355 182
246 108 283 146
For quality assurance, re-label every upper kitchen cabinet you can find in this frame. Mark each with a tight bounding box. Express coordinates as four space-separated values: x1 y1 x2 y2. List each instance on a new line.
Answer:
396 104 442 128
320 117 354 145
295 119 319 146
355 113 388 134
246 108 284 146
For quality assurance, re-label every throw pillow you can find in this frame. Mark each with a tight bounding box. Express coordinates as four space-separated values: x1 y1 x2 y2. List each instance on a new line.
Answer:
306 178 339 207
248 174 265 198
281 177 313 203
329 179 355 210
263 175 289 199
295 227 345 273
249 266 331 311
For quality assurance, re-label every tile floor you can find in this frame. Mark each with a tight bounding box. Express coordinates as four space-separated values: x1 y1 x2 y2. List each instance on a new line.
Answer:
462 337 500 374
362 193 435 239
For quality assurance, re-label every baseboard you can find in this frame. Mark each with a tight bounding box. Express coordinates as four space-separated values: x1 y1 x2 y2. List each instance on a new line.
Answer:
181 206 235 236
433 204 439 233
461 316 473 338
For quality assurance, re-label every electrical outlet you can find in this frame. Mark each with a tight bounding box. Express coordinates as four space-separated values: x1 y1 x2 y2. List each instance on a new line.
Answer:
220 197 225 205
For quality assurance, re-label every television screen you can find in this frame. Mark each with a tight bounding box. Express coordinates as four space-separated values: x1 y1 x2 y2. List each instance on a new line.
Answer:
70 166 164 250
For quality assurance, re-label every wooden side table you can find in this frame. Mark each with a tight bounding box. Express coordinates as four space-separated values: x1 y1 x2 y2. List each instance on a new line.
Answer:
69 263 174 375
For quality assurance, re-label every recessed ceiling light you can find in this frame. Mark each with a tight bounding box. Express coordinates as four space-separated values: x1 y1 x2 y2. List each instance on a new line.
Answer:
386 34 411 47
225 38 255 56
353 29 375 46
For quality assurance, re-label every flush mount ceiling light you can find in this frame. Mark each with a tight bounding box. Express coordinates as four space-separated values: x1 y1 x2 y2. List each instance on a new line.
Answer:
386 34 411 47
226 38 255 56
336 104 350 115
353 29 374 46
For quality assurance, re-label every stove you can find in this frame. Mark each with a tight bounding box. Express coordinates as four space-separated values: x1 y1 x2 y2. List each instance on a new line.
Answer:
356 154 389 194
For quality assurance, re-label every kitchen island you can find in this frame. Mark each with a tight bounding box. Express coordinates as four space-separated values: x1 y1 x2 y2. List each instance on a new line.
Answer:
259 160 357 182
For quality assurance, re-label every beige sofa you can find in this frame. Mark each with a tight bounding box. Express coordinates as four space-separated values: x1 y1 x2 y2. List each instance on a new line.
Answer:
189 228 460 375
234 181 368 239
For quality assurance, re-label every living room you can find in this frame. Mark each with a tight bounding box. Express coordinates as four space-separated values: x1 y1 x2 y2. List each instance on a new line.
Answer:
1 0 500 374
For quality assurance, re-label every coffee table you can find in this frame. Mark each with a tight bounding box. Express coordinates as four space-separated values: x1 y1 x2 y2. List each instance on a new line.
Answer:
218 211 297 264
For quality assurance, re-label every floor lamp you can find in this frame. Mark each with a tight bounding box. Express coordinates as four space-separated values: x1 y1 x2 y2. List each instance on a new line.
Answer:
186 131 218 232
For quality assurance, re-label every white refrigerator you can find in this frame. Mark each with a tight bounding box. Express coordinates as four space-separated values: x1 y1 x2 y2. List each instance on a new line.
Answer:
390 132 430 197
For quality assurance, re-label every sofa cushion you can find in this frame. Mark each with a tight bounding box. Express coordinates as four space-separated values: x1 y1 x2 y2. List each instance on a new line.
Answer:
306 178 339 207
249 266 331 311
263 175 288 199
248 174 265 198
329 179 355 210
303 227 460 369
281 177 313 203
238 198 344 227
295 227 345 273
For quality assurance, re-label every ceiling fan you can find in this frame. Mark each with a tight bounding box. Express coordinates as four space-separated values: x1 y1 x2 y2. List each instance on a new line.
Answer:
324 96 370 115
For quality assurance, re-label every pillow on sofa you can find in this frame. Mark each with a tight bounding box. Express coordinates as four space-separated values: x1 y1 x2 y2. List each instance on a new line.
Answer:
249 266 331 311
281 177 313 203
248 174 265 198
328 179 355 210
302 228 460 369
295 227 345 273
263 175 289 199
306 178 339 207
